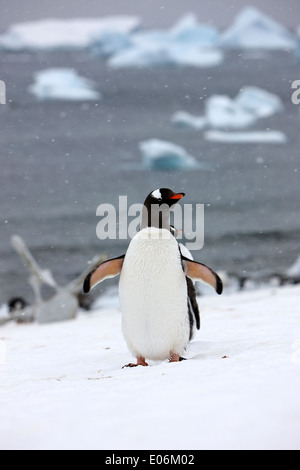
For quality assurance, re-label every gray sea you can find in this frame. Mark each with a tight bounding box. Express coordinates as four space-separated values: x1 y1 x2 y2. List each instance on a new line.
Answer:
0 49 300 305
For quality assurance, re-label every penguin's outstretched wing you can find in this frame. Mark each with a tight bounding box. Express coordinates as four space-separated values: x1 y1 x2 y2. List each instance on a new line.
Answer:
181 255 223 295
83 255 125 293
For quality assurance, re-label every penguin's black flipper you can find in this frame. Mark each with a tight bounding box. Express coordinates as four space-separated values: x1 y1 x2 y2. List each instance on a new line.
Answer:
83 255 125 294
181 255 223 295
186 277 200 333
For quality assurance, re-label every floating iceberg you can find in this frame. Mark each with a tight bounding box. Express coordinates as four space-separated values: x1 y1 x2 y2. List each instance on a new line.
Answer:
28 68 101 101
139 139 199 170
108 13 223 68
172 111 208 130
235 86 284 118
173 86 283 130
205 95 257 129
91 31 133 57
109 43 223 68
221 6 296 49
169 13 220 47
204 130 287 144
0 16 140 51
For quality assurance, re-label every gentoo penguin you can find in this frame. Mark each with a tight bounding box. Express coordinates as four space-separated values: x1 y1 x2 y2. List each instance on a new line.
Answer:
83 188 222 367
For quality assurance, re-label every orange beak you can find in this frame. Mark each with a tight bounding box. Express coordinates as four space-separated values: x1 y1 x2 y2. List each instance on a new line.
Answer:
169 193 185 200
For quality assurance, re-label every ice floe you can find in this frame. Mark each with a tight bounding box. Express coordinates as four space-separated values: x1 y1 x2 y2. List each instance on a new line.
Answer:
205 95 257 129
91 31 133 57
108 13 223 68
172 111 208 130
220 6 296 50
204 130 287 144
0 17 140 51
139 139 200 170
235 86 284 118
172 86 283 130
109 44 223 68
28 68 101 101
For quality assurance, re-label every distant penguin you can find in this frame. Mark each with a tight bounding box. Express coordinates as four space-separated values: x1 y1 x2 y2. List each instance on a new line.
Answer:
84 188 222 367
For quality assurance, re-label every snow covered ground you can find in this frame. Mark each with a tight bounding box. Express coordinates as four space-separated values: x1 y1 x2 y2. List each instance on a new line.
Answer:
0 284 300 450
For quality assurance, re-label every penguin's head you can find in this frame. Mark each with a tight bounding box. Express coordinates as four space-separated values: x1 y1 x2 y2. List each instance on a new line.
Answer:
141 188 185 229
144 188 185 209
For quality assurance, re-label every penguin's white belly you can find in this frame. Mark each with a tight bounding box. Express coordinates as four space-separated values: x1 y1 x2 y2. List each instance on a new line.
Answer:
119 228 189 360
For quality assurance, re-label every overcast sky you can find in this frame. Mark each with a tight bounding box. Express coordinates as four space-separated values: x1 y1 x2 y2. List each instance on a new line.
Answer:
0 0 299 32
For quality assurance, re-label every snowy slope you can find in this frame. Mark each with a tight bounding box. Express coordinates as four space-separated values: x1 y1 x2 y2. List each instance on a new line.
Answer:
0 285 300 450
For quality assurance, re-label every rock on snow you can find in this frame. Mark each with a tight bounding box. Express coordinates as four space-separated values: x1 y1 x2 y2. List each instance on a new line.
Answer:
0 285 299 450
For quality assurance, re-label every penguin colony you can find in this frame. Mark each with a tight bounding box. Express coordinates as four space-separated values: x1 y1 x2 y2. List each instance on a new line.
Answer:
84 189 223 367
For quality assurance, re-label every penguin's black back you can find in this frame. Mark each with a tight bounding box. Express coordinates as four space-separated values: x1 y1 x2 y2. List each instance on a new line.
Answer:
186 277 200 340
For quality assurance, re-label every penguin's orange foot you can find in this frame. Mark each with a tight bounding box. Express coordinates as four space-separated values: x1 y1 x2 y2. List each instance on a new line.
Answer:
169 354 186 363
123 357 148 368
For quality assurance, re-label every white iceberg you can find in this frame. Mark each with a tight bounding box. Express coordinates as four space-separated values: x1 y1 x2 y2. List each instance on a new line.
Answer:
139 139 199 170
109 43 223 68
173 86 283 130
169 13 220 47
108 13 223 68
0 17 140 51
204 130 287 144
221 6 296 50
172 111 208 130
235 86 284 118
28 68 101 101
205 95 257 129
91 31 133 57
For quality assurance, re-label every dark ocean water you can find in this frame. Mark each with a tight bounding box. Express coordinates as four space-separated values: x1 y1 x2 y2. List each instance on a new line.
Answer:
0 49 300 304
